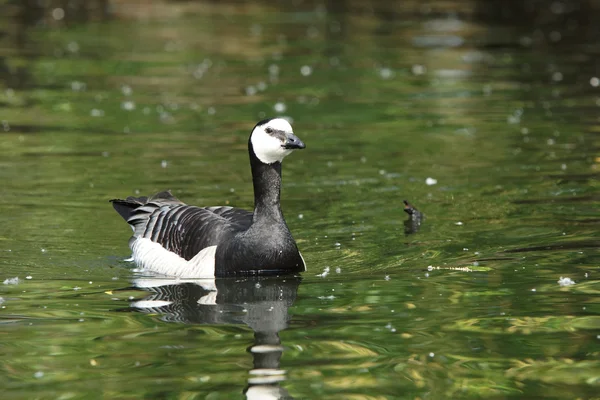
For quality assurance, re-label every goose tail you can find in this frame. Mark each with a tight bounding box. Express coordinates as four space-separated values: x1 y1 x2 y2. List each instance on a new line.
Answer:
109 190 181 221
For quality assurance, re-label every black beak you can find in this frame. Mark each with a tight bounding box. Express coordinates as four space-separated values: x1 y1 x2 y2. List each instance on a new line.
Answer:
283 132 306 150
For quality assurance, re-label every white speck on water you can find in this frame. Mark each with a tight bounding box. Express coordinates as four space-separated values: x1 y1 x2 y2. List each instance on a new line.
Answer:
429 352 435 358
334 242 341 247
89 281 93 284
531 288 536 292
71 81 86 91
384 275 391 281
561 163 567 170
558 276 575 287
463 248 469 251
121 101 136 111
67 41 79 53
268 64 280 76
112 276 119 280
245 86 257 96
34 371 44 379
90 109 104 117
379 67 394 79
547 138 555 145
207 106 216 115
455 221 464 226
549 31 562 42
335 267 341 273
79 318 85 322
552 72 563 82
425 177 437 185
25 276 32 280
412 64 426 75
472 261 479 267
318 295 336 300
274 102 286 113
121 85 133 96
427 265 433 271
590 77 600 87
300 65 313 76
3 277 19 285
257 81 267 91
161 160 168 168
255 282 261 289
74 286 81 291
52 7 64 20
317 267 330 278
425 273 429 277
298 213 303 219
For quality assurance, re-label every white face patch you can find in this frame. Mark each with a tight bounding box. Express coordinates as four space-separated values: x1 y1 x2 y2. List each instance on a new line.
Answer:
250 118 295 164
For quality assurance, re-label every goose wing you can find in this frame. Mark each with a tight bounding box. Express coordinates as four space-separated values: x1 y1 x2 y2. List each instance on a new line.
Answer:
111 191 253 260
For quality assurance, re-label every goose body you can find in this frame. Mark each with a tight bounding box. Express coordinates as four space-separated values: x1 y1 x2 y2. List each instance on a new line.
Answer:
110 118 306 278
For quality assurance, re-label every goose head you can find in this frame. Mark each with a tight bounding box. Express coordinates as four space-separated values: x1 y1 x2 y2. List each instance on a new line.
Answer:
250 118 305 164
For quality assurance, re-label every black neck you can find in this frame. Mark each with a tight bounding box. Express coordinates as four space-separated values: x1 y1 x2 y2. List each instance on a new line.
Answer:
249 144 284 223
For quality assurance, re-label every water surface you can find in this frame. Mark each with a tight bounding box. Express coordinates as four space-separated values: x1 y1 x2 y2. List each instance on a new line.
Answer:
1 1 599 399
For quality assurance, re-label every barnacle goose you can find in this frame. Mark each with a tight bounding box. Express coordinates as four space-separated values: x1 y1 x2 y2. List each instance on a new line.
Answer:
110 118 306 278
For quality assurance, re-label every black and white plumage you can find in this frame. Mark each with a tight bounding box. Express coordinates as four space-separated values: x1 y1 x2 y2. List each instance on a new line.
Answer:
110 118 306 278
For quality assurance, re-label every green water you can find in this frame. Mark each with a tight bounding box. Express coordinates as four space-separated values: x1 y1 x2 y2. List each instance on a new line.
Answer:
1 1 599 399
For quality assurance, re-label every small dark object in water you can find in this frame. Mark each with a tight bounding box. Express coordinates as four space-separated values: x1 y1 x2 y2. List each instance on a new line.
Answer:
403 200 423 235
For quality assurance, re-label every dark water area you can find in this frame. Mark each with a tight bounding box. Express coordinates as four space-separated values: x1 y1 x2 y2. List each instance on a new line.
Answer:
1 0 599 399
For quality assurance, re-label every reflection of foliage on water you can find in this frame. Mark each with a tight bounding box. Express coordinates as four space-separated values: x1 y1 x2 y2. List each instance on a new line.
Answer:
1 0 600 399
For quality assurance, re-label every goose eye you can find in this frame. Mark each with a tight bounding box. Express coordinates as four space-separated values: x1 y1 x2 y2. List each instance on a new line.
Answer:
265 127 274 134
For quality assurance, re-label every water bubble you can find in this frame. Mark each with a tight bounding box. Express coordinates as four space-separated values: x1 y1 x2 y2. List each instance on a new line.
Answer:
25 276 32 280
590 77 600 87
71 81 86 92
161 160 168 168
67 41 79 53
550 1 565 14
34 371 44 379
207 107 216 115
549 31 561 42
245 86 257 96
425 177 437 185
257 81 267 91
300 65 313 76
121 101 136 111
52 8 65 20
335 267 341 273
552 72 563 82
298 214 303 219
268 64 280 76
412 64 426 75
90 109 104 117
379 67 393 79
273 102 286 113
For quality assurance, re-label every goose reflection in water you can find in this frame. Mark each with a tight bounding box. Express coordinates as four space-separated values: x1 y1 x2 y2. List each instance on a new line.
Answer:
129 275 301 400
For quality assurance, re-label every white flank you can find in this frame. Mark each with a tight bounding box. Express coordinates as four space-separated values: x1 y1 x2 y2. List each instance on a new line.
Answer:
130 238 216 278
251 118 294 164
